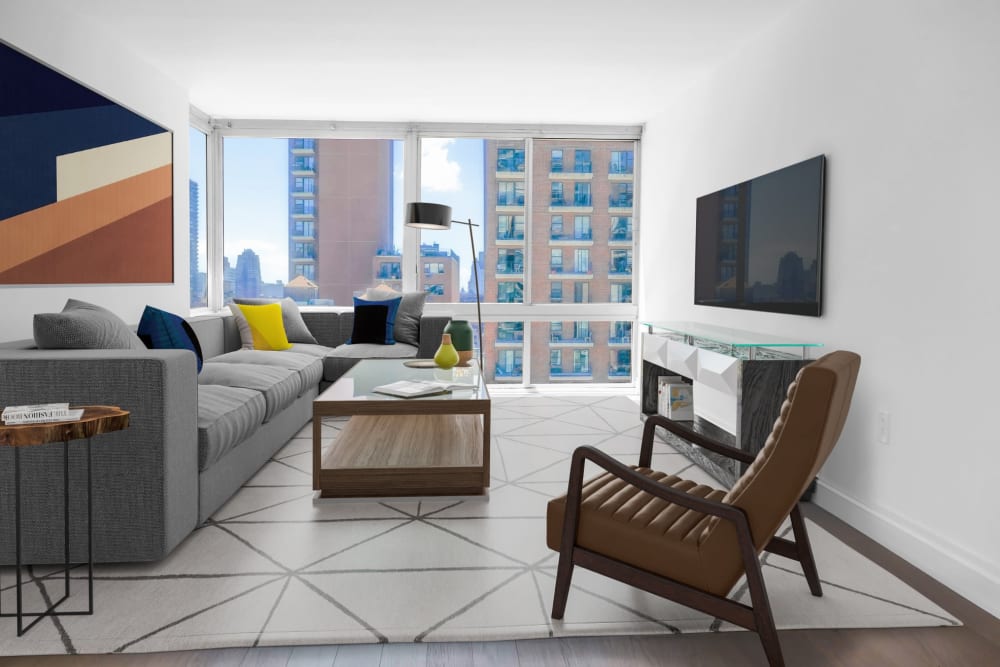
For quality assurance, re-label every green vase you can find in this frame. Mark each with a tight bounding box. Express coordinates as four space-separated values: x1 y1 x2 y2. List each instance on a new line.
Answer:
444 320 474 366
434 333 460 369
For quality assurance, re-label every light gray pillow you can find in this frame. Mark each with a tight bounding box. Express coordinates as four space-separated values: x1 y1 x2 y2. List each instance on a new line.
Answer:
34 299 146 350
228 304 255 350
360 288 426 347
232 297 318 344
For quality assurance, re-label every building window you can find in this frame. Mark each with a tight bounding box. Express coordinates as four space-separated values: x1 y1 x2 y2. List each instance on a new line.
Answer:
293 198 315 215
574 149 592 173
550 215 564 238
497 147 525 172
496 349 523 378
425 284 445 296
497 321 524 342
611 249 632 275
573 349 591 373
610 182 633 208
550 249 563 273
573 182 591 206
377 262 401 280
550 322 563 341
293 242 315 259
293 177 315 193
550 350 562 370
574 282 590 303
424 262 445 275
550 281 563 303
292 219 315 237
292 155 315 171
497 215 525 240
574 248 591 273
551 149 563 173
497 281 524 303
609 151 634 174
497 249 523 274
294 264 315 280
290 138 315 150
611 320 632 344
610 216 632 241
498 181 525 206
574 216 592 240
610 282 632 303
551 182 565 206
189 127 207 309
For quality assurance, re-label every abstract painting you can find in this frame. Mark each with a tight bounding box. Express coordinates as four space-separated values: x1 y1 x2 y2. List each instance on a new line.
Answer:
0 41 173 284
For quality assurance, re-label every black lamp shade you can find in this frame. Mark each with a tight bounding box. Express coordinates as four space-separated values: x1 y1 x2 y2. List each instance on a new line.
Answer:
405 202 453 230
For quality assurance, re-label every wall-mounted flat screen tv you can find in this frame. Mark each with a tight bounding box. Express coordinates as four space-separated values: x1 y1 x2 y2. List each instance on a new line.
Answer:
694 155 825 317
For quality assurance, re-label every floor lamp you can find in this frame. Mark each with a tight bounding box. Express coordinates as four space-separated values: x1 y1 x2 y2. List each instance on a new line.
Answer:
404 202 484 373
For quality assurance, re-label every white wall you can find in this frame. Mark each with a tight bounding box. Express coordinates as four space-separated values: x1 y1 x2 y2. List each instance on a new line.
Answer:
640 0 1000 617
0 1 189 340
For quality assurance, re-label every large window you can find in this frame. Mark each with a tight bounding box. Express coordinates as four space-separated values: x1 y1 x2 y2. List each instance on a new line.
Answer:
189 127 207 308
223 137 403 306
207 130 637 386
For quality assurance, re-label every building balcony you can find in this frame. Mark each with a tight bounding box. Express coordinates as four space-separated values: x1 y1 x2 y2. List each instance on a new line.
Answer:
549 199 593 213
290 168 316 176
608 365 632 380
548 266 593 280
550 232 593 245
376 271 402 280
495 264 524 275
549 369 593 380
550 335 593 346
609 196 633 211
290 147 315 155
608 336 632 346
609 265 633 276
494 366 523 380
290 233 315 242
496 195 525 207
549 171 592 180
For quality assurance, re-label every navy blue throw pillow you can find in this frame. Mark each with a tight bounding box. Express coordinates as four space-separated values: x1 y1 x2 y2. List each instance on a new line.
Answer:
137 305 204 372
349 296 402 344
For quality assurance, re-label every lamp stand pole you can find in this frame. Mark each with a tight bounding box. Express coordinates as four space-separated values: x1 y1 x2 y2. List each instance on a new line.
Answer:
453 219 484 373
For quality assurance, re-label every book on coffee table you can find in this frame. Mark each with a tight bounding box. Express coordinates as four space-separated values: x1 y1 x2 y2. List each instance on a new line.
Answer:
372 380 473 398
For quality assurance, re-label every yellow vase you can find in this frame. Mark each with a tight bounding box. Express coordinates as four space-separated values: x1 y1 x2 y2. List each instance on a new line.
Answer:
434 333 460 369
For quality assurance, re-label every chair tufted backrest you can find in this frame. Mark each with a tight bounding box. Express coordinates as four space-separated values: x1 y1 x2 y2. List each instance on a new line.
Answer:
701 351 861 550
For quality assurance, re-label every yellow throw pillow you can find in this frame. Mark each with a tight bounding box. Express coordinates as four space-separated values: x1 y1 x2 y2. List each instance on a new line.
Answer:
235 303 292 351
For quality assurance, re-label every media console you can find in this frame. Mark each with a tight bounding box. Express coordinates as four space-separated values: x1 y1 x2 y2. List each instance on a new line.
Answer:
640 321 822 488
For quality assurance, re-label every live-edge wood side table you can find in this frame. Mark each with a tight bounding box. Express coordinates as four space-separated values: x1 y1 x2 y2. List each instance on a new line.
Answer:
0 406 129 636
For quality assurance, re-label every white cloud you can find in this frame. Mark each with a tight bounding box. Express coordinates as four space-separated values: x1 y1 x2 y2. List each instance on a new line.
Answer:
421 138 461 192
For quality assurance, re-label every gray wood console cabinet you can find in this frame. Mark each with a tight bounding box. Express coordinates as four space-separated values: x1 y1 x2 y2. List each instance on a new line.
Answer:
640 322 822 488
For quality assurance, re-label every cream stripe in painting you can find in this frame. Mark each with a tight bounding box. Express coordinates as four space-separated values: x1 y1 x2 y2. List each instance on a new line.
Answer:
55 131 172 201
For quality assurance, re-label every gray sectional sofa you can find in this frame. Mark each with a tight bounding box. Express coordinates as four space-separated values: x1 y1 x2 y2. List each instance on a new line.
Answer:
0 309 449 565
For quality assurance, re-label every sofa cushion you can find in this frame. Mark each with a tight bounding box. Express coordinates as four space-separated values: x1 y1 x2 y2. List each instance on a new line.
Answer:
323 342 418 382
138 305 204 372
288 343 333 358
362 287 426 347
210 350 323 395
234 303 293 351
199 362 300 422
33 299 145 351
233 297 318 344
197 385 266 471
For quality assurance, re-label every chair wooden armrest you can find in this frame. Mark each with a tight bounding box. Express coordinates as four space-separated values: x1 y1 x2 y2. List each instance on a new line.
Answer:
640 413 756 467
562 446 752 539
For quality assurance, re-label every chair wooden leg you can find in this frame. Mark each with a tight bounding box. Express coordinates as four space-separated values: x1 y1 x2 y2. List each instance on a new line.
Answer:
551 544 575 619
743 551 785 667
790 504 822 597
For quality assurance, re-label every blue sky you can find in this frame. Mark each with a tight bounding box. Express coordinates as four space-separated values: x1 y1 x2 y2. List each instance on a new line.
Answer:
190 131 485 287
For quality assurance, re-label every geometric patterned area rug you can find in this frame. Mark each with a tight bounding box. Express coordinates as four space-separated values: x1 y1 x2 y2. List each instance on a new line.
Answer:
0 395 957 655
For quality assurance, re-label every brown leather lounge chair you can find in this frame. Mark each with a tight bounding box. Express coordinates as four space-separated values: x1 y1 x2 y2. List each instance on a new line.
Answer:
547 351 861 666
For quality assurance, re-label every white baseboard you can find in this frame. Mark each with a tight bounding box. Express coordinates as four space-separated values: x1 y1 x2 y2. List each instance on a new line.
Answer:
813 478 1000 620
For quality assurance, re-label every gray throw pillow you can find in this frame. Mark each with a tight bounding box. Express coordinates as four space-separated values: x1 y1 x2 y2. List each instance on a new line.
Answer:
34 299 146 350
232 297 318 344
228 304 255 350
361 288 426 347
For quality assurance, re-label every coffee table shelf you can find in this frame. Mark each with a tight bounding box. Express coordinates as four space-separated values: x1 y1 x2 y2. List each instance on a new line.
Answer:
313 360 491 498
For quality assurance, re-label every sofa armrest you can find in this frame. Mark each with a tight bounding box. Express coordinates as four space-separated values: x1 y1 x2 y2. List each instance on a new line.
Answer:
0 349 199 564
417 316 452 358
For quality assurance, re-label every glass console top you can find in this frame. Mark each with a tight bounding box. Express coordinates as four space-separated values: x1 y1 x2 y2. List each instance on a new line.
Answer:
640 321 823 349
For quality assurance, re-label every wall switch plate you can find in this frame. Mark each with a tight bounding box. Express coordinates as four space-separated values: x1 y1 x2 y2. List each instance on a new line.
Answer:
878 410 890 444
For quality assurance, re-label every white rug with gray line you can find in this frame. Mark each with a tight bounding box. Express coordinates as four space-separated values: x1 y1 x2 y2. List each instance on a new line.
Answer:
0 395 957 655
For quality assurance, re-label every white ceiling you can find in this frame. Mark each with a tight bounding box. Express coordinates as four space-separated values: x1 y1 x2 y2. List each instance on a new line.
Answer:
66 0 800 124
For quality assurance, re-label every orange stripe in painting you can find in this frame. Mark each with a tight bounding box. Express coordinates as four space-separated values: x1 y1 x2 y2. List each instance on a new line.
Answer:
0 198 173 284
0 164 171 273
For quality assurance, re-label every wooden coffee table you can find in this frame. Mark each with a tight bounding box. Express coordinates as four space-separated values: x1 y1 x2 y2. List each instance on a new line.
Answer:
312 359 491 498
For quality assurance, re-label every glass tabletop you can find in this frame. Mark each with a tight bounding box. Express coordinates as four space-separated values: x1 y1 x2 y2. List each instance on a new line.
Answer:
317 359 489 403
640 320 823 348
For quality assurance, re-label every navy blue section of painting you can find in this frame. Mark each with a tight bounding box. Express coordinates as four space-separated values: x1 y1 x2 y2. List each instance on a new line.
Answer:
0 43 167 220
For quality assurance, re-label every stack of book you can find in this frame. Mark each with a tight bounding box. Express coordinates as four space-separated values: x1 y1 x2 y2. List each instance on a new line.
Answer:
2 403 84 426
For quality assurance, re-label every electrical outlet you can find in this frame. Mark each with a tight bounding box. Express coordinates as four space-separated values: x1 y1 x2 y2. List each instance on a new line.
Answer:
877 411 890 444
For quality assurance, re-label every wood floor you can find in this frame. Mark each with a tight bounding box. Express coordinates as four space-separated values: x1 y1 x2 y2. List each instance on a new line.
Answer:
5 504 999 666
